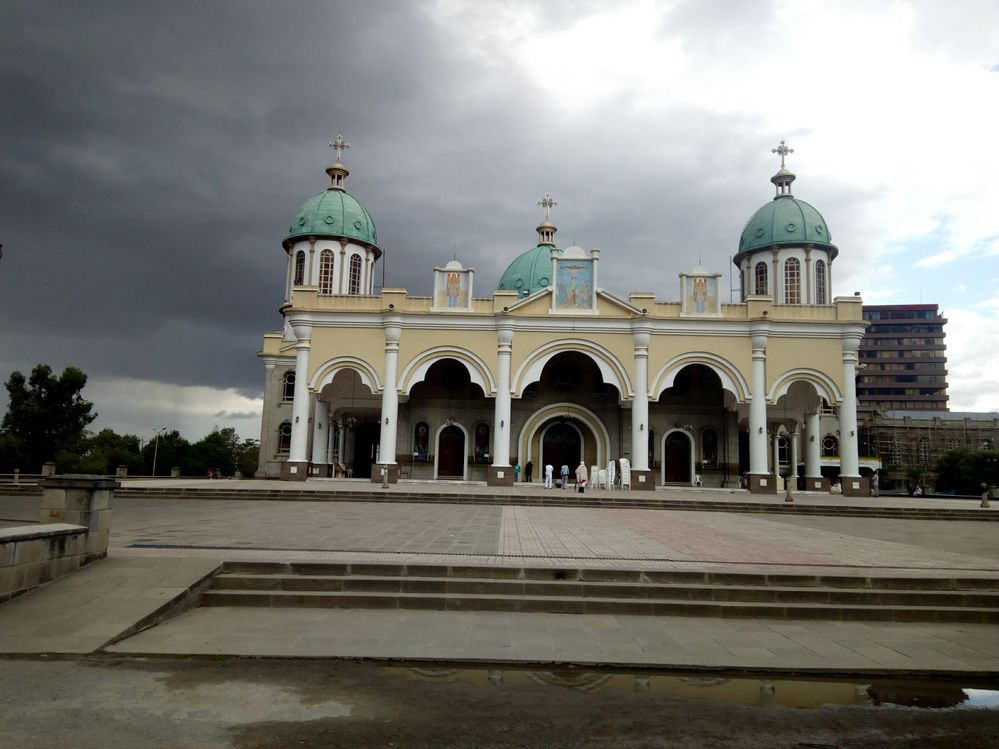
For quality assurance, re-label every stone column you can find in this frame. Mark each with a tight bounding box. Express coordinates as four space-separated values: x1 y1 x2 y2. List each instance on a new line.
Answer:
337 421 347 466
374 317 402 484
772 433 781 490
804 411 824 490
630 329 654 490
790 427 800 488
284 322 312 481
488 325 514 486
748 325 774 492
838 333 866 496
310 398 330 476
40 475 120 563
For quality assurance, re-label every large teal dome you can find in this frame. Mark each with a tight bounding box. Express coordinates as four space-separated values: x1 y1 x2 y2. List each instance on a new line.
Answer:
284 189 379 249
498 244 560 297
738 195 835 254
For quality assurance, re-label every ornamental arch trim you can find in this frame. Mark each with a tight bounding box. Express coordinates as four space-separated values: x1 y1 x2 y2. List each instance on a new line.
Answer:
661 428 697 487
309 356 383 394
518 402 612 469
768 368 842 405
650 353 750 402
512 339 632 398
398 347 497 397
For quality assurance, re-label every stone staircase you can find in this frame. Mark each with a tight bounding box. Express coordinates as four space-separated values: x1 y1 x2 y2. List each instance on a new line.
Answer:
200 562 999 623
116 486 998 521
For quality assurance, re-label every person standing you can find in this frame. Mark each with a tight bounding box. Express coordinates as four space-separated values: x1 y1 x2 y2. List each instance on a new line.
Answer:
560 463 570 489
525 461 534 483
871 470 879 497
575 461 588 493
544 463 554 489
514 463 521 482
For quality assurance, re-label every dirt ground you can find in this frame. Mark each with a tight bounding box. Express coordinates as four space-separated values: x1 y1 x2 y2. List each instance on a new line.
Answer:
1 656 997 748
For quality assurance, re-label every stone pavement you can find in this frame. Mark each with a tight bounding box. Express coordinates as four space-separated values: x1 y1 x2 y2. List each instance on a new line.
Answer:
0 481 997 675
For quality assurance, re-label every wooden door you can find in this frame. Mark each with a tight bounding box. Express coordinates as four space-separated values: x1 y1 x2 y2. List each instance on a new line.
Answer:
664 432 691 483
437 426 465 478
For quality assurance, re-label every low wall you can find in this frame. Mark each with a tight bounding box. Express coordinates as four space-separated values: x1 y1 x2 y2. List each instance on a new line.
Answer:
0 475 119 603
0 524 87 604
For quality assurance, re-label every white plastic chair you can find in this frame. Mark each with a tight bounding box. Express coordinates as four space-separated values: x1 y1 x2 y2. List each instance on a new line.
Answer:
597 469 607 490
607 461 616 490
590 465 599 489
619 458 631 490
693 474 703 487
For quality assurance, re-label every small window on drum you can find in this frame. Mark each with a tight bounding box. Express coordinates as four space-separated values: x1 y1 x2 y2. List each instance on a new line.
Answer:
293 251 305 285
318 249 335 295
754 261 768 295
784 258 800 304
815 259 827 305
277 421 292 453
348 255 362 295
282 371 295 401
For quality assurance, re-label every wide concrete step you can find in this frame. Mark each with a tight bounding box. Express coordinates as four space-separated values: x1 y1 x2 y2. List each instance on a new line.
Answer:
197 562 999 623
116 487 998 521
209 572 999 608
200 589 998 623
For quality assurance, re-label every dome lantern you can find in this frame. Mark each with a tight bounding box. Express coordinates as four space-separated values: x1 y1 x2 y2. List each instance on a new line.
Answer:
536 192 558 247
770 139 796 197
325 133 350 191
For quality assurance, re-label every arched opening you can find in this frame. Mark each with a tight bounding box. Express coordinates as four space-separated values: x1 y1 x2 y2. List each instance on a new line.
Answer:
317 368 380 479
541 421 582 474
663 431 692 483
436 425 466 479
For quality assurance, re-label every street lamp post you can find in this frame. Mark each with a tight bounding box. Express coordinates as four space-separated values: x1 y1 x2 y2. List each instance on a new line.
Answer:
151 427 167 477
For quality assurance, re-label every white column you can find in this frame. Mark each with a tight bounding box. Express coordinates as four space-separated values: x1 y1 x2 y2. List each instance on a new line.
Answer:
326 415 336 465
631 330 650 471
772 433 780 477
748 326 770 476
311 398 329 467
492 326 513 467
336 422 347 464
790 427 800 482
378 318 402 465
805 411 821 480
838 333 863 478
288 323 313 464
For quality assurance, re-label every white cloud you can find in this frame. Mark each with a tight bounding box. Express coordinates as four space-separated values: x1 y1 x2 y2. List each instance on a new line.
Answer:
85 378 262 442
942 307 999 411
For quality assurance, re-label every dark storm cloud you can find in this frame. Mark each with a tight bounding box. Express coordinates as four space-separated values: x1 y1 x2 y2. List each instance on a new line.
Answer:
0 0 874 405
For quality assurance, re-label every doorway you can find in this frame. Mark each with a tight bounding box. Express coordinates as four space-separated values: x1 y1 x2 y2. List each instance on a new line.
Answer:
437 425 466 478
541 422 581 474
351 423 380 479
664 431 691 483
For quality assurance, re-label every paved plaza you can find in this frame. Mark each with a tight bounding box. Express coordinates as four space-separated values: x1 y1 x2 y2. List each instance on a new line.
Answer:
1 481 997 675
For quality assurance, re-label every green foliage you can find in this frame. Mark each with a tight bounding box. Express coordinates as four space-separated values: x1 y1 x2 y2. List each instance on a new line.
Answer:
934 448 999 495
0 364 96 472
234 439 259 477
140 430 190 476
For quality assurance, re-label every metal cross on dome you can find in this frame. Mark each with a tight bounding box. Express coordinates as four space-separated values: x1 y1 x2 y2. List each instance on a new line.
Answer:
329 134 350 162
772 139 794 168
537 192 558 220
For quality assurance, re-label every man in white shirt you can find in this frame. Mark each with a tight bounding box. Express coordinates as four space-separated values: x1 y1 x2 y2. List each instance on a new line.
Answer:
560 464 570 489
544 463 554 489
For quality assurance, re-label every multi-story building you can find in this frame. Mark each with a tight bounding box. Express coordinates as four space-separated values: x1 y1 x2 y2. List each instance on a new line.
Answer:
857 304 948 412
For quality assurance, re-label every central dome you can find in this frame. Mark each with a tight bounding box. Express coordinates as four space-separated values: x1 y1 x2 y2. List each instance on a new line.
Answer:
738 195 834 254
498 244 560 297
284 189 379 250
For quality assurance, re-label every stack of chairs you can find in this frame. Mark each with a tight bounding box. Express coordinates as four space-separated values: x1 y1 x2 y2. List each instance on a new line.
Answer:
619 457 631 489
590 465 599 490
597 469 608 490
607 460 616 490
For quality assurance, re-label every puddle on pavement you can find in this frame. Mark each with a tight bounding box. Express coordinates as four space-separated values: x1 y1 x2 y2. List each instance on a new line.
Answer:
382 665 999 710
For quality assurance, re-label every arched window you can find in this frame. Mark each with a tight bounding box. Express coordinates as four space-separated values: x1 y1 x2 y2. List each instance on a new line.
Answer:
701 429 718 469
918 437 930 464
293 251 305 285
282 371 295 401
777 435 789 467
815 259 827 305
348 254 362 295
277 421 292 453
888 438 901 466
474 423 490 462
784 258 801 304
754 261 768 295
821 435 838 457
318 249 335 295
413 421 429 462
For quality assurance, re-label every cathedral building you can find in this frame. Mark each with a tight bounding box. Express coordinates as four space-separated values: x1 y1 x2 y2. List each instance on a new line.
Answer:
257 137 869 495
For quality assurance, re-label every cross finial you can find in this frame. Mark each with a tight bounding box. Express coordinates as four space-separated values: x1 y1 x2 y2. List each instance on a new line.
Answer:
537 192 558 220
329 133 350 163
772 139 794 169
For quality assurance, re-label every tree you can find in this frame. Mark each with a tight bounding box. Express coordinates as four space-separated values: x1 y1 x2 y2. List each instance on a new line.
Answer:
234 439 259 477
0 364 96 472
935 448 999 495
76 428 143 475
140 430 190 476
187 427 240 476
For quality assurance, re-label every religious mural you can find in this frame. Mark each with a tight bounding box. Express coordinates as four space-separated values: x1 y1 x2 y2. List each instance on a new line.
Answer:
682 274 720 315
555 259 593 309
435 270 469 308
413 421 429 461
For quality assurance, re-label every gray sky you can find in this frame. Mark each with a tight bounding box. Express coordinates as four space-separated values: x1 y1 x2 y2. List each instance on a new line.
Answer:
2 0 998 442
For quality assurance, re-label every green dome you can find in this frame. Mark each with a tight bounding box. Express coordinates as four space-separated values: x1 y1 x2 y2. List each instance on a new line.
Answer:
738 195 835 254
284 189 378 248
498 244 560 297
